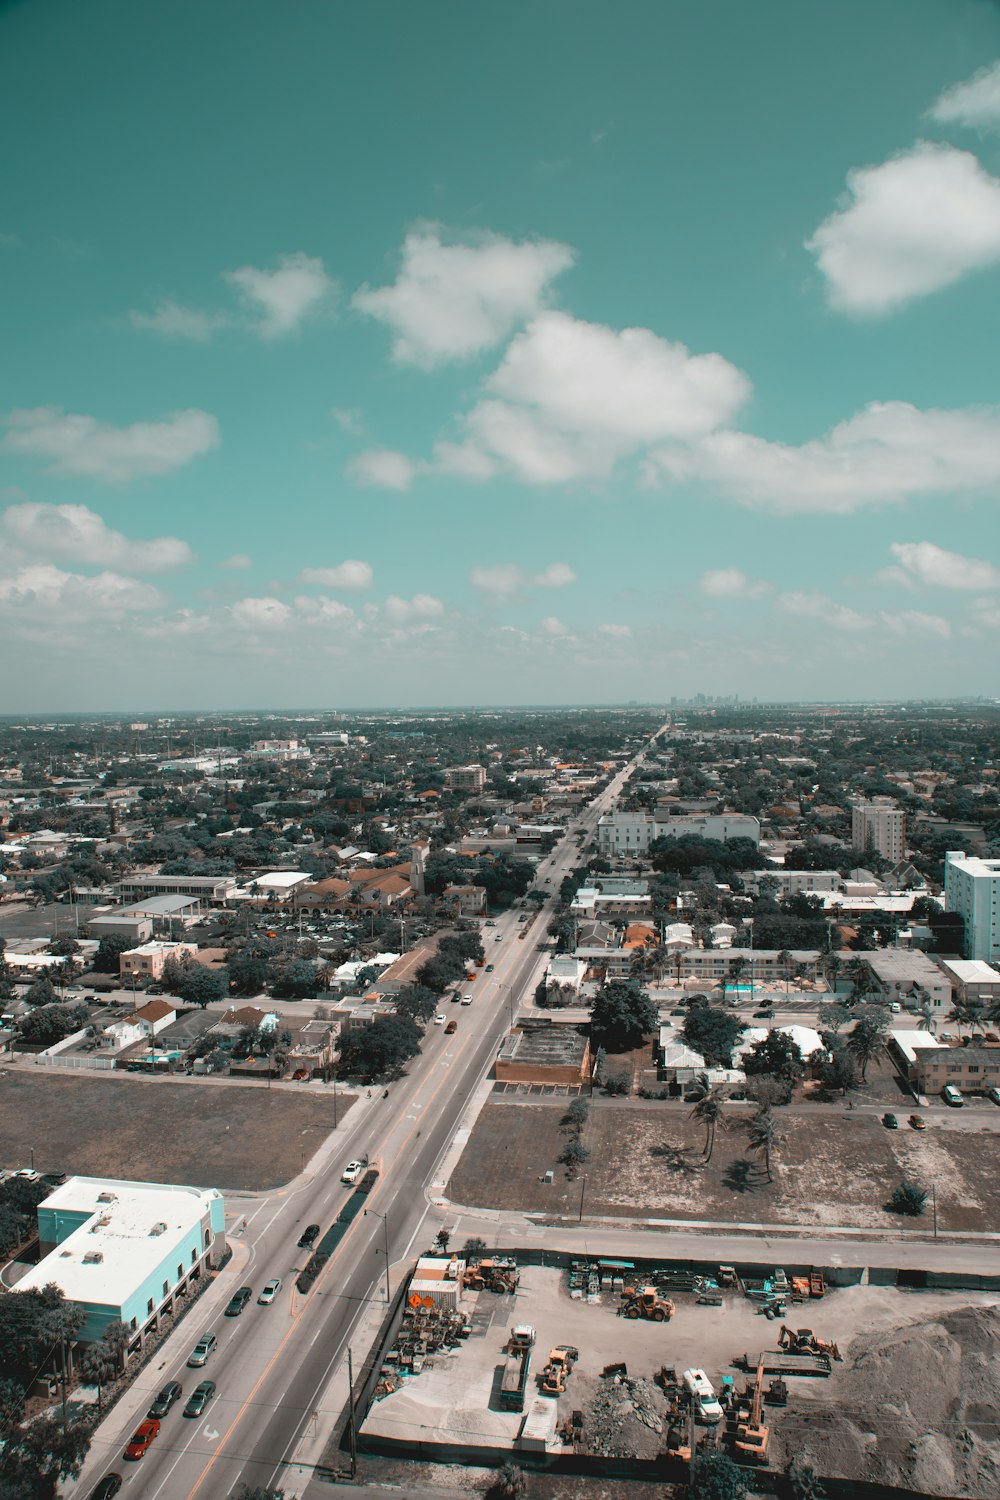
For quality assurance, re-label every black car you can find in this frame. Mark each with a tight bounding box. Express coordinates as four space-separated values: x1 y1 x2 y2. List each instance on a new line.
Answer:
883 1112 899 1129
88 1478 123 1500
224 1286 252 1316
183 1380 216 1417
298 1223 320 1249
147 1380 182 1418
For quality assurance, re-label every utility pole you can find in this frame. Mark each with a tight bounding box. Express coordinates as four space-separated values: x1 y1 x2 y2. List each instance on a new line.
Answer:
578 1174 587 1223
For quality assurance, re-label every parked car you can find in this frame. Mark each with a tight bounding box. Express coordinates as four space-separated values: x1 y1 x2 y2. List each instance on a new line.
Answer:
987 1087 1000 1106
88 1476 123 1499
908 1113 927 1130
882 1113 898 1130
494 934 503 942
225 1286 253 1316
258 1278 281 1305
298 1224 320 1249
445 1020 458 1034
292 1068 310 1081
147 1381 182 1418
942 1084 965 1107
340 1160 365 1184
187 1333 217 1367
461 994 473 1006
183 1381 216 1418
123 1419 160 1460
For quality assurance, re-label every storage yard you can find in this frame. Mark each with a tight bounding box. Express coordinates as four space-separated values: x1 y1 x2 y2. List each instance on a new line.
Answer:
358 1256 1000 1495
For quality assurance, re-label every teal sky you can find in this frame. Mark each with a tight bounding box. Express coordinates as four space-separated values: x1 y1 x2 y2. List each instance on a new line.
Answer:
2 0 1000 711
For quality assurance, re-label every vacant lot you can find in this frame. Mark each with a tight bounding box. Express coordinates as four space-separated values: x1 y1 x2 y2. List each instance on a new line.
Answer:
449 1098 1000 1231
0 1072 352 1190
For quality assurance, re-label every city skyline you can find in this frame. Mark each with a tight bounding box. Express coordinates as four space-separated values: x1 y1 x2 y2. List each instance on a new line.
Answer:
3 1 1000 710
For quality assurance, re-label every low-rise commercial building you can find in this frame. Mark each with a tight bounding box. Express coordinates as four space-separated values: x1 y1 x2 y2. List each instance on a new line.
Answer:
120 940 197 982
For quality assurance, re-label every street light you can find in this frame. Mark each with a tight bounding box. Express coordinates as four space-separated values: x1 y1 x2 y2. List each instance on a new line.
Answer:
364 1207 391 1302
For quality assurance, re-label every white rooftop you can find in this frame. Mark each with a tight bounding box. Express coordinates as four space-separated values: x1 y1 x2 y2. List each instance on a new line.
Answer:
734 1024 824 1060
939 959 1000 985
16 1176 221 1308
251 870 312 889
889 1029 946 1065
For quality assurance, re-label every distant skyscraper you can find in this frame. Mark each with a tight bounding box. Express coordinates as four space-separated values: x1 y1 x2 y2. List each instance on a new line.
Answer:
851 798 905 863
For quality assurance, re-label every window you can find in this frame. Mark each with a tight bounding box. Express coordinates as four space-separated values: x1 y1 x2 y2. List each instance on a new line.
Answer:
204 1229 211 1247
177 1264 184 1280
191 1247 198 1264
130 1317 137 1331
163 1281 169 1298
147 1298 154 1314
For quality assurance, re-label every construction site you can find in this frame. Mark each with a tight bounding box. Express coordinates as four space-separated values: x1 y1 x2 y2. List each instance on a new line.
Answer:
353 1251 1000 1497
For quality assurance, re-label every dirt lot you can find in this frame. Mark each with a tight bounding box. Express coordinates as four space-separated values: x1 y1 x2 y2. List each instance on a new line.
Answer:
0 1071 352 1190
449 1098 1000 1231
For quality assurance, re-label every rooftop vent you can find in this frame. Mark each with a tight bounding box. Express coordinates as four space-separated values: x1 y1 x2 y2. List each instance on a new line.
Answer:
149 1221 168 1236
97 1191 117 1203
82 1251 103 1264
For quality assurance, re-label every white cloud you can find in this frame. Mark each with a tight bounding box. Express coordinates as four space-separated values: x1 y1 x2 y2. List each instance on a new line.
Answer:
292 594 356 625
349 449 417 491
650 400 1000 513
299 559 374 592
353 226 574 366
1 407 219 482
470 561 577 598
806 143 1000 314
331 407 365 435
221 553 253 570
699 567 771 600
381 593 444 625
597 622 632 638
929 60 1000 131
539 615 568 635
779 592 870 631
882 609 952 640
886 541 1000 591
1 502 193 572
224 252 335 339
129 300 228 341
232 596 293 630
0 563 164 615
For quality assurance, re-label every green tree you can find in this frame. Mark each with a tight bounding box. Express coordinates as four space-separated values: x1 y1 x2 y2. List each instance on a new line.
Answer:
742 1030 804 1083
494 1460 527 1500
682 1007 745 1066
816 1048 858 1096
687 1451 748 1500
745 1108 778 1182
559 1137 590 1177
168 960 228 1007
24 974 57 1007
228 952 269 996
846 1014 886 1081
78 1338 118 1409
337 1016 421 1083
689 1085 727 1163
590 979 657 1051
394 984 438 1026
93 934 133 972
888 1180 927 1216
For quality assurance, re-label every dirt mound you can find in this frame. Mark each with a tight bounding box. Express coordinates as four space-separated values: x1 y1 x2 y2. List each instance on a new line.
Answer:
775 1303 1000 1498
583 1372 667 1459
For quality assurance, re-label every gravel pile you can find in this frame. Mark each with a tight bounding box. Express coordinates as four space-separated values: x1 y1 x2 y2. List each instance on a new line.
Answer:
775 1304 1000 1498
585 1373 666 1459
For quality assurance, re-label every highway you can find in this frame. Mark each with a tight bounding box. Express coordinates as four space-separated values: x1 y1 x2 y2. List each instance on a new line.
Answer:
71 733 660 1499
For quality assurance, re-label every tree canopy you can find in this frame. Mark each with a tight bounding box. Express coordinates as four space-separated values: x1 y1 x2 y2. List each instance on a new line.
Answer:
590 980 657 1051
337 1016 422 1082
681 1006 746 1066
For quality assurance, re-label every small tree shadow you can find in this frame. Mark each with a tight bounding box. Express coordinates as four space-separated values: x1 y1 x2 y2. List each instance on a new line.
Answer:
722 1158 760 1194
650 1143 702 1176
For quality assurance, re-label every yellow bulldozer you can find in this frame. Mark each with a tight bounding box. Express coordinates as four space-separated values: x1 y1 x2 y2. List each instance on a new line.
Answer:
464 1258 520 1294
778 1324 842 1361
620 1285 675 1321
540 1344 579 1395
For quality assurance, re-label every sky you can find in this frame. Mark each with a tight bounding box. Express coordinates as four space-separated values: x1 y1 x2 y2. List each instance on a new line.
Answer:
2 0 1000 712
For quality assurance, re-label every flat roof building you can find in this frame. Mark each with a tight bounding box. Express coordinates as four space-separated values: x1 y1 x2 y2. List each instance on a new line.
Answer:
945 851 1000 963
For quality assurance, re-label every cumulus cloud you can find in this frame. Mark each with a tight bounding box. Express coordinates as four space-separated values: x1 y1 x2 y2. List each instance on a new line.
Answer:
292 594 356 624
806 143 1000 314
353 226 574 366
0 563 164 615
470 561 577 598
539 615 569 635
882 609 952 640
699 567 771 600
1 407 219 482
221 553 253 570
929 60 1000 131
1 502 193 572
884 541 1000 591
779 592 870 631
299 559 374 592
649 400 1000 513
224 252 335 338
380 593 444 625
129 300 228 341
597 622 632 638
349 449 418 491
232 596 293 630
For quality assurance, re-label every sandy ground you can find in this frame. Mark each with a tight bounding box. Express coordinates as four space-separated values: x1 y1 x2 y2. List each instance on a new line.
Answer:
450 1098 1000 1230
0 1071 354 1189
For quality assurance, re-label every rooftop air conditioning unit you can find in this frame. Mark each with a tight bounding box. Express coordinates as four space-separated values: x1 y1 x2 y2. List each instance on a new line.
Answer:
149 1221 168 1236
82 1251 103 1264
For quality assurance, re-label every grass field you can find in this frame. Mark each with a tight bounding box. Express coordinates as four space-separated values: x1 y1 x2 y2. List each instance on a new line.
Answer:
0 1072 353 1191
449 1096 1000 1231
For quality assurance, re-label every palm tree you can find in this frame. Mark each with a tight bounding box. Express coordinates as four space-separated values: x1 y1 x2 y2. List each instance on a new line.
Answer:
726 955 748 1000
745 1109 778 1183
916 1003 935 1033
846 1019 884 1081
946 1001 971 1037
689 1082 728 1163
777 950 793 996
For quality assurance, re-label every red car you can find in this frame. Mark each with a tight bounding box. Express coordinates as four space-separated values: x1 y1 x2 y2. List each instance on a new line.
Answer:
124 1419 160 1461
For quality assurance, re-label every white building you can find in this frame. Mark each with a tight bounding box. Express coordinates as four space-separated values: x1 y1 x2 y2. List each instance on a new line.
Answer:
597 810 760 856
851 798 906 863
945 851 1000 963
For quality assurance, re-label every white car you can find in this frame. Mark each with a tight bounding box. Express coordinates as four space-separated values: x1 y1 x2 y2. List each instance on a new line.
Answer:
340 1160 365 1184
257 1278 281 1305
461 994 474 1006
987 1087 1000 1106
433 1013 446 1025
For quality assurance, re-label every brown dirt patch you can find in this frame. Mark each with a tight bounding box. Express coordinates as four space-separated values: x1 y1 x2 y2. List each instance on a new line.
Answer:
449 1098 1000 1230
0 1071 353 1190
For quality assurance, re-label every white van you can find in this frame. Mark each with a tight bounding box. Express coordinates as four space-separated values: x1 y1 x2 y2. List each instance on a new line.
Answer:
942 1084 965 1107
683 1368 723 1423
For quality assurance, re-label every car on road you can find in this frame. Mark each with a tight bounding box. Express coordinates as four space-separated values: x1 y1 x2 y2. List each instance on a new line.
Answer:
187 1333 217 1366
433 1013 445 1025
942 1084 965 1107
183 1381 216 1418
147 1381 182 1418
908 1113 927 1130
485 963 494 972
461 993 473 1005
123 1419 160 1460
988 1087 1000 1106
340 1160 365 1184
258 1277 282 1304
494 934 503 941
225 1286 253 1316
485 919 496 926
754 1008 774 1019
87 1476 122 1499
298 1223 320 1248
882 1113 898 1129
445 1020 457 1034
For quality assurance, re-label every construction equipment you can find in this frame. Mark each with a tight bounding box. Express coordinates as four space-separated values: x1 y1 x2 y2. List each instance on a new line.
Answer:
809 1267 826 1298
464 1257 520 1294
733 1358 769 1463
717 1265 738 1288
765 1377 788 1406
498 1326 535 1412
540 1344 579 1395
620 1285 675 1321
778 1325 842 1361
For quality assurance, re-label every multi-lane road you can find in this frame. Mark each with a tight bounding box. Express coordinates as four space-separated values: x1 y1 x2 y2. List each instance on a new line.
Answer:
71 735 659 1499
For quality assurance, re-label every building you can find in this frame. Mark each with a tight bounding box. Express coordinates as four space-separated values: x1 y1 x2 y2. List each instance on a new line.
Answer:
906 1040 1000 1096
443 884 488 915
116 874 237 903
495 1023 591 1087
937 958 1000 1009
851 798 906 863
742 869 841 897
944 851 1000 962
120 941 197 983
860 950 952 1013
596 810 760 856
444 764 487 793
14 1176 225 1349
87 912 154 946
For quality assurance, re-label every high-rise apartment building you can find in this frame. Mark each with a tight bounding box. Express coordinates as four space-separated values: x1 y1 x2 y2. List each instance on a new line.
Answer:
944 851 1000 962
444 764 487 793
851 798 906 863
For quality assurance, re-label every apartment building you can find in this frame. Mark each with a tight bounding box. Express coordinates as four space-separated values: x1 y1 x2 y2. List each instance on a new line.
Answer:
944 850 1000 962
596 810 760 856
444 764 487 792
851 798 906 863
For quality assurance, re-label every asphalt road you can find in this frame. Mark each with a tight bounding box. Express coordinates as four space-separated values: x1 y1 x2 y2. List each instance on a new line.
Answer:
72 735 659 1499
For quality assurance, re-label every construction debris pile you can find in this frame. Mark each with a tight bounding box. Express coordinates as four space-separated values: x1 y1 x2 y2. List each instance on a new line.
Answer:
585 1368 668 1459
373 1303 472 1401
774 1304 1000 1499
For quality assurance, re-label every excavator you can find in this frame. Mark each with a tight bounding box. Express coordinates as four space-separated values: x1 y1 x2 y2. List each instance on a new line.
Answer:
733 1358 769 1463
620 1285 675 1321
778 1325 842 1361
540 1344 579 1395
